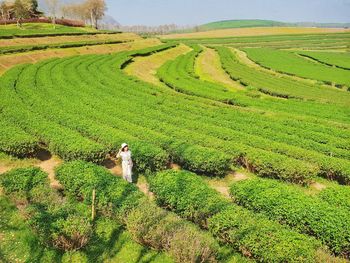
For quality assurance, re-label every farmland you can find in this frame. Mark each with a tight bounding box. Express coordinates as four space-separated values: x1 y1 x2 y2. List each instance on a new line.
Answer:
0 21 350 263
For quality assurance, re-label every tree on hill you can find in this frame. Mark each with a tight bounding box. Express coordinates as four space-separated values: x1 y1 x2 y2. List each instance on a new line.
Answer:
1 0 42 24
86 0 106 29
0 1 12 21
60 0 106 29
13 0 32 27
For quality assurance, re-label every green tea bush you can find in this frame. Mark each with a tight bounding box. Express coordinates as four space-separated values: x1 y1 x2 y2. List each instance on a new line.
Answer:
230 178 350 256
131 141 170 173
0 167 48 197
127 199 218 263
56 161 221 262
149 170 323 262
318 185 350 210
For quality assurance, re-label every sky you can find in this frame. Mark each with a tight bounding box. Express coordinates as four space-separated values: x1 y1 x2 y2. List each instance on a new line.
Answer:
105 0 350 26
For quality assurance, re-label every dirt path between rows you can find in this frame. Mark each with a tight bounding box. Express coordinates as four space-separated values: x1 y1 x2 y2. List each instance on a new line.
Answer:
208 172 249 199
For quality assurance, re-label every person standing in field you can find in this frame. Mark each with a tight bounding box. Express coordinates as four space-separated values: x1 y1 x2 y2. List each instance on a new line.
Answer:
117 143 133 183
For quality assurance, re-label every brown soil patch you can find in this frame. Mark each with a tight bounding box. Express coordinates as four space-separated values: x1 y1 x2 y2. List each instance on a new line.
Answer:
137 182 155 199
0 166 11 175
310 182 327 191
36 156 63 190
232 172 249 182
213 186 230 198
103 158 123 177
170 163 182 171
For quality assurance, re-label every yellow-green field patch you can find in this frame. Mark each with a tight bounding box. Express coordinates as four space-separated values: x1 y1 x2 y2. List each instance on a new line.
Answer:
124 43 192 85
195 46 245 90
162 27 350 39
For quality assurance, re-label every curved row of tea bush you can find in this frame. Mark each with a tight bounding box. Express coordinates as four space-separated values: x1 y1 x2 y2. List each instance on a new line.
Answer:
0 118 39 157
0 57 170 173
243 48 350 87
214 46 350 106
55 161 247 263
148 170 332 262
0 39 126 55
36 50 345 182
229 178 350 257
165 32 350 50
1 44 349 183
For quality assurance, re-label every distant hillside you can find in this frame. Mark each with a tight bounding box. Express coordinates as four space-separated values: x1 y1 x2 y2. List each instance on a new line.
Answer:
199 19 350 31
199 20 288 30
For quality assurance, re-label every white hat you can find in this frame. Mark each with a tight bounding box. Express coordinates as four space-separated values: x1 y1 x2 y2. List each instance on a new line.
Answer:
121 143 128 149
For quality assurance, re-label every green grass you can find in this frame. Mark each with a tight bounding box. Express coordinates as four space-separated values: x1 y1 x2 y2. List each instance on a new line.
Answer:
0 23 115 38
0 196 173 263
0 196 61 262
200 19 288 30
165 32 350 50
243 48 350 87
297 50 350 70
1 44 350 185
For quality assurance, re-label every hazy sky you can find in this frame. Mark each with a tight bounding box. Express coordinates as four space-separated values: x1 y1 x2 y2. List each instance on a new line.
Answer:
105 0 350 26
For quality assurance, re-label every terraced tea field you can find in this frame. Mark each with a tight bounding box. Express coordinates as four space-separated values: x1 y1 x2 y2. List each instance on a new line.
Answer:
0 25 350 262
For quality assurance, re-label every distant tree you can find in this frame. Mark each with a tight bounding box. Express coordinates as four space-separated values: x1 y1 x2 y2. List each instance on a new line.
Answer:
13 0 32 27
28 0 39 15
45 0 59 28
86 0 106 29
0 1 10 21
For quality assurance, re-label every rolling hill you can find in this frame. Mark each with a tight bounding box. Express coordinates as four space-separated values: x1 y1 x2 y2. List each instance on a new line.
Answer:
199 19 350 31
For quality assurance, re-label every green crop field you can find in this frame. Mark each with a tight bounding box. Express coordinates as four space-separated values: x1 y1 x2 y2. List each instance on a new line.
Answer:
1 21 350 263
0 23 116 38
243 48 350 87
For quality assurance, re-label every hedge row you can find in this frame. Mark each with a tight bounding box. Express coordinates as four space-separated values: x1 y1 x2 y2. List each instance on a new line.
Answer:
55 161 229 262
0 40 126 55
229 178 350 257
149 170 327 262
0 118 39 157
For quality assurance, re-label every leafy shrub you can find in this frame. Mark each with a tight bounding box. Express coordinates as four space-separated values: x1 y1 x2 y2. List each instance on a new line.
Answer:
149 170 324 262
230 178 350 256
209 206 320 263
55 160 143 217
126 199 218 263
168 142 231 177
318 185 350 210
131 141 170 173
56 161 220 262
26 201 93 251
0 167 48 197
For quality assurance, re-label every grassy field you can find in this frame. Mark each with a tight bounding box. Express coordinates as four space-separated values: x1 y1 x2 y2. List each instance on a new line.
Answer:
244 48 350 87
195 46 245 90
124 43 191 85
0 32 140 47
0 23 106 38
162 26 350 39
1 24 350 262
297 50 350 69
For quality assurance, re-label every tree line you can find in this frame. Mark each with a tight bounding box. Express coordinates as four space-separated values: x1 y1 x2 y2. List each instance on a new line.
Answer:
0 0 106 29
